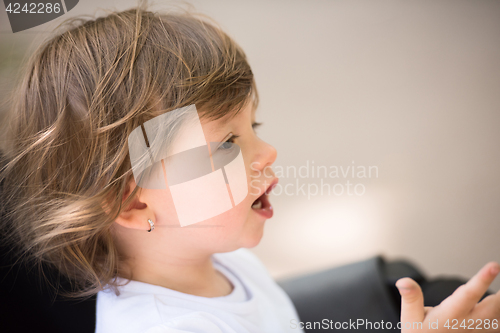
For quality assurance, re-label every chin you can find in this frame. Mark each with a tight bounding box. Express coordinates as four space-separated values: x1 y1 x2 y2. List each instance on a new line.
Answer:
239 227 265 249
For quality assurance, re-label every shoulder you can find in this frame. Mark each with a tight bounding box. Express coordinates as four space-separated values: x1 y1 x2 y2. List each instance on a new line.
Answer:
96 286 162 333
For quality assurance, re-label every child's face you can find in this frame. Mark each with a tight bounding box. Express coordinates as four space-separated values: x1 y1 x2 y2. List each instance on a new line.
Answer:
136 102 278 254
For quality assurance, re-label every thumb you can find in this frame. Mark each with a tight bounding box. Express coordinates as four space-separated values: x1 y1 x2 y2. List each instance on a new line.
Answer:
397 277 425 327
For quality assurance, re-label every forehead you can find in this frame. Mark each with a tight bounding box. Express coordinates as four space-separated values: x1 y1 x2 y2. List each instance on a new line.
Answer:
201 102 255 128
221 101 256 123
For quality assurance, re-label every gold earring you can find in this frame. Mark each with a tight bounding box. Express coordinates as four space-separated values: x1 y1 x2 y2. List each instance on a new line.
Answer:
147 219 155 232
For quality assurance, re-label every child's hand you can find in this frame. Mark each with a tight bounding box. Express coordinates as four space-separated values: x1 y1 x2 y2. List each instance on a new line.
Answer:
397 262 500 332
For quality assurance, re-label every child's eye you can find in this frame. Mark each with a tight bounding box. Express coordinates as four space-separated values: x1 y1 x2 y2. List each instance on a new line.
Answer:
216 122 262 151
219 139 234 150
218 134 238 150
252 122 262 132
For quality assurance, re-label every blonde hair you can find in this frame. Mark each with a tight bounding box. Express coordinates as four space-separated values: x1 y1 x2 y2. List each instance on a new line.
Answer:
0 2 258 297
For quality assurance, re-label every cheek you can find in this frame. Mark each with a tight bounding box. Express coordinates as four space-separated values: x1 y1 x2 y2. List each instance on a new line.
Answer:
144 188 180 225
147 186 251 226
204 201 250 232
143 182 257 250
194 200 255 246
242 152 264 197
166 205 251 251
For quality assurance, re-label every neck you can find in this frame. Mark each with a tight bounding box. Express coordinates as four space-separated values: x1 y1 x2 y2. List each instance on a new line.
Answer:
120 249 233 298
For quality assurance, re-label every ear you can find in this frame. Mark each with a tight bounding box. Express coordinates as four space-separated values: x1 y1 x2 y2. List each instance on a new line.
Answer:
114 177 155 231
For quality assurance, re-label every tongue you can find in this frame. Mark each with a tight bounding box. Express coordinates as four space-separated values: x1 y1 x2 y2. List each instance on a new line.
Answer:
251 198 262 209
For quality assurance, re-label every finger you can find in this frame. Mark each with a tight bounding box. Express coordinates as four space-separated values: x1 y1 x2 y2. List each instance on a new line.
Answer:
397 277 425 325
451 262 500 314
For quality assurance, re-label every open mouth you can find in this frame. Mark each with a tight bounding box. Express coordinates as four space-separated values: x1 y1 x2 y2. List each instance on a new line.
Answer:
251 180 278 218
251 192 270 210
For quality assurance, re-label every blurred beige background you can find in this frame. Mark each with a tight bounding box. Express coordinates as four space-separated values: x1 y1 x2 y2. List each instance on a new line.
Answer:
1 0 499 292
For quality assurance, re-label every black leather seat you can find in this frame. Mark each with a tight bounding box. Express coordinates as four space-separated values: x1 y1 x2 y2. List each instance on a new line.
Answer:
276 256 481 332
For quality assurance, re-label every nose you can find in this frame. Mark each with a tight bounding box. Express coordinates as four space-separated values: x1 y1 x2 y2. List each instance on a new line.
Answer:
252 138 278 177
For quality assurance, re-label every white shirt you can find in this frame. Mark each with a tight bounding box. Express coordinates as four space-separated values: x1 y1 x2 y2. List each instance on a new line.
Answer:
95 248 304 333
